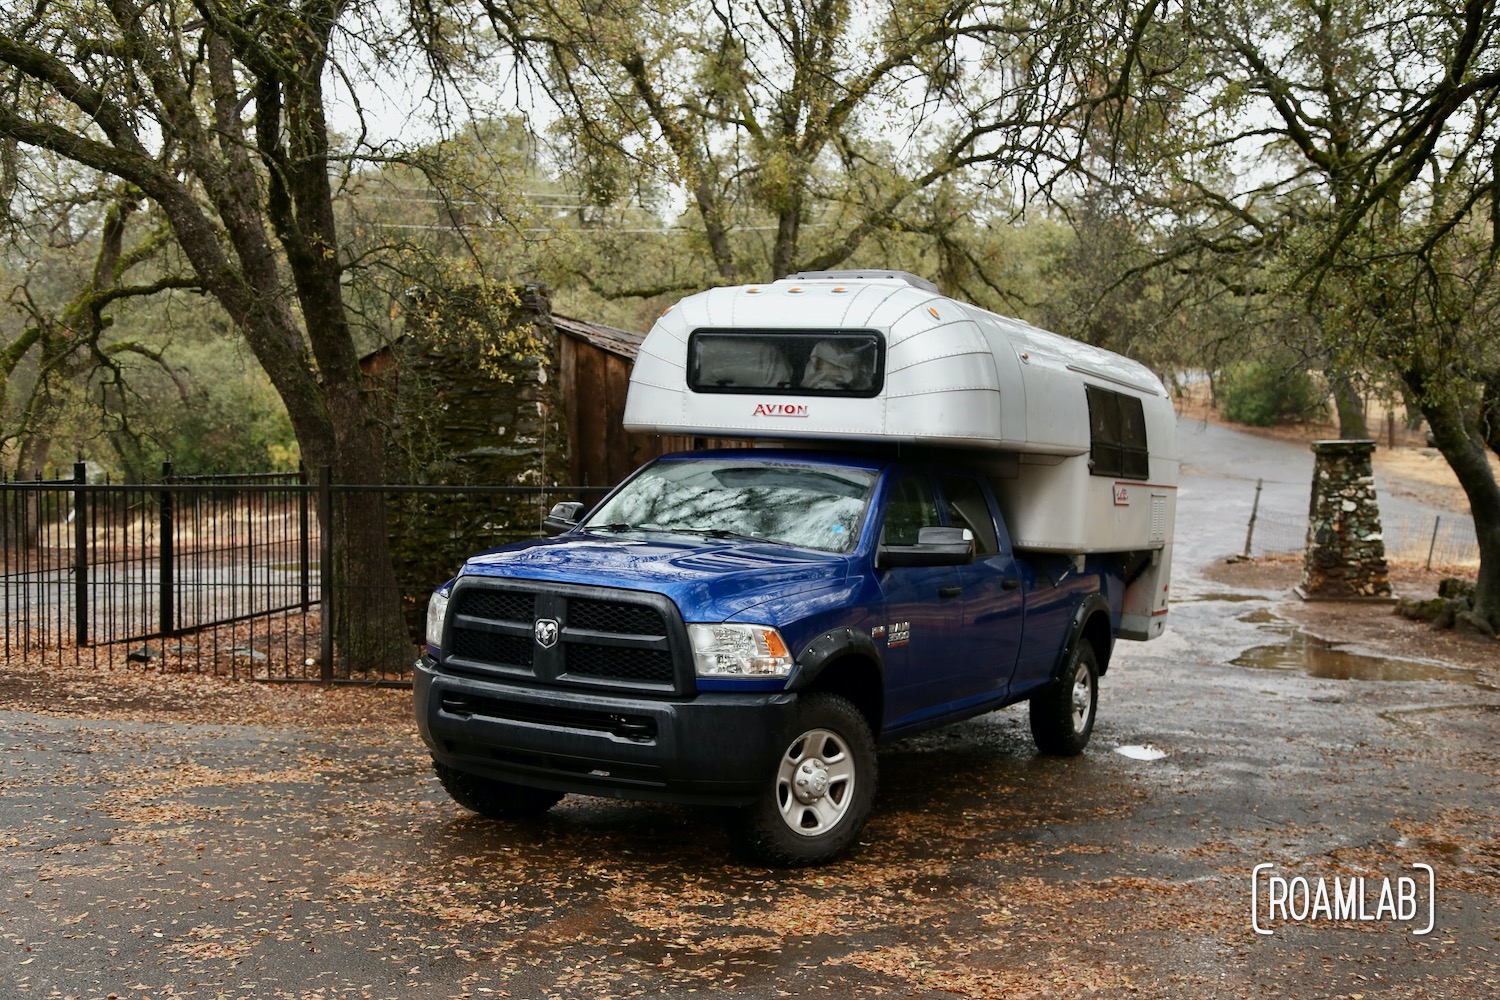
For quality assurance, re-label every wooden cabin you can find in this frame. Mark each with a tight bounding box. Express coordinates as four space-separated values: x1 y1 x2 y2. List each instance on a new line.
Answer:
363 284 744 494
554 314 745 489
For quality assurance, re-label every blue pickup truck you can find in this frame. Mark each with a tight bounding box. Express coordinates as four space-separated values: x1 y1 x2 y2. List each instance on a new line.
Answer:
416 272 1176 865
416 448 1128 865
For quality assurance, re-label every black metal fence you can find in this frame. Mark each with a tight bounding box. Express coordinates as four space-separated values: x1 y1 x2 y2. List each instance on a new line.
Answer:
1 463 608 684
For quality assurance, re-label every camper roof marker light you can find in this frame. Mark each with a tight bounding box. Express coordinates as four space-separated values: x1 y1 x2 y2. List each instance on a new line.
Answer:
747 287 761 294
833 286 848 293
928 306 941 319
789 286 803 293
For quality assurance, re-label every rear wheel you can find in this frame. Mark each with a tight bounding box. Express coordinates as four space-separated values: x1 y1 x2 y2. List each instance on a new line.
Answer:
735 693 877 867
432 760 564 819
1029 640 1099 756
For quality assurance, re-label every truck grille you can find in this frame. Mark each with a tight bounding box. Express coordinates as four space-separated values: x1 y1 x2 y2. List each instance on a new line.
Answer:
445 583 685 694
568 598 663 635
566 644 675 683
449 628 533 668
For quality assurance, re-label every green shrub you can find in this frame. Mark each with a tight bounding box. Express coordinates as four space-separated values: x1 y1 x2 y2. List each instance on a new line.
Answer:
1221 362 1326 426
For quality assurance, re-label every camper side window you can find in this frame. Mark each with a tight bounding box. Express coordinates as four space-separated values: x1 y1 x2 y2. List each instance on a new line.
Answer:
1086 386 1150 480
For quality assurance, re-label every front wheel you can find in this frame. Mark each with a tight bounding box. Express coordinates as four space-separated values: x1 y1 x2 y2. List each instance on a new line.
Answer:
1029 640 1099 756
734 693 877 867
432 760 564 819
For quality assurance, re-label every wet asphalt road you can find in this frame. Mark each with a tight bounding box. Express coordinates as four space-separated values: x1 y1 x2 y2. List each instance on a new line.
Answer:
3 420 1498 998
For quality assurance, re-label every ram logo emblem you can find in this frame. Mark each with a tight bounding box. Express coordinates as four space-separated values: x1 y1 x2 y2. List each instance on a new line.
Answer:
534 618 560 649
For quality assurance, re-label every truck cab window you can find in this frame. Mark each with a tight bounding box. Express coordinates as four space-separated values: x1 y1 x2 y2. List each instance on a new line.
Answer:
941 476 999 555
882 475 941 546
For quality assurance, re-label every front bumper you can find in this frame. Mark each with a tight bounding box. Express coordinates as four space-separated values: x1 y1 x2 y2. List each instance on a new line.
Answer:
414 657 799 806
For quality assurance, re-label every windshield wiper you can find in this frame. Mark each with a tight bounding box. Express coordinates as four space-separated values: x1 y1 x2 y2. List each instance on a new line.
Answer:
670 527 784 545
585 523 786 546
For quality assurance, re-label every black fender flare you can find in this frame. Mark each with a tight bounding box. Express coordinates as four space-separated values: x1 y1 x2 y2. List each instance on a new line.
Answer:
789 627 884 691
1051 593 1114 682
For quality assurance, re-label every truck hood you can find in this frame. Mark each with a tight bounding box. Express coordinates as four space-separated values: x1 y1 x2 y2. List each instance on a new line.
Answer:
455 532 853 621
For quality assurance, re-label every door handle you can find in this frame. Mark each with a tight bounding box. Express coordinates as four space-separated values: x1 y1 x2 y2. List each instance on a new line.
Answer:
938 586 962 598
1002 578 1021 591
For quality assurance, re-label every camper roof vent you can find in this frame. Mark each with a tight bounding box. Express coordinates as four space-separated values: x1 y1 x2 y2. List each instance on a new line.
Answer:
785 270 940 294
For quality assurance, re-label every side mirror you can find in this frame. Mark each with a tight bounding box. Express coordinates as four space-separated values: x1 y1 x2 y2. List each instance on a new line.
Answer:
542 501 586 536
878 525 975 567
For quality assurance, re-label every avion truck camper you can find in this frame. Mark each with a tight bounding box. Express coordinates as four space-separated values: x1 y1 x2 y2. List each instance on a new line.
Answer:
416 271 1179 865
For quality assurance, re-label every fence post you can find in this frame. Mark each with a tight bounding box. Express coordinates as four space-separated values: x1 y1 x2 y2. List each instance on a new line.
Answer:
319 465 333 682
1242 478 1263 558
299 465 311 610
159 461 175 637
1426 516 1441 571
73 460 88 646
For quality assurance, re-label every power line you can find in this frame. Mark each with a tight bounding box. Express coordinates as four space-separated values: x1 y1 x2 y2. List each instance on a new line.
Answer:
361 221 828 234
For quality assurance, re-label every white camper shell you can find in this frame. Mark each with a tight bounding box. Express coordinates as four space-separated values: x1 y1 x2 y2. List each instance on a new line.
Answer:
623 271 1179 640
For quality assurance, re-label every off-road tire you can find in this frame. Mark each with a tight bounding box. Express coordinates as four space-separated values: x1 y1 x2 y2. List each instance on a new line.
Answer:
1029 639 1099 756
735 693 877 867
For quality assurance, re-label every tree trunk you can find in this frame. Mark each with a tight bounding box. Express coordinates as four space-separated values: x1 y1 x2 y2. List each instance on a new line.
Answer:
322 389 411 674
1329 373 1369 439
14 431 51 551
1411 376 1500 632
0 8 415 671
15 431 50 483
771 198 801 279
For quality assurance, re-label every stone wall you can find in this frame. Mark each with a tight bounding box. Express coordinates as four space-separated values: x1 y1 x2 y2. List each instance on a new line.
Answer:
373 283 569 636
1297 439 1394 600
384 283 567 495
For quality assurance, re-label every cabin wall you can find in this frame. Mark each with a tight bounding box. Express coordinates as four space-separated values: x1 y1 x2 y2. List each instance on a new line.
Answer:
560 335 636 489
558 336 751 493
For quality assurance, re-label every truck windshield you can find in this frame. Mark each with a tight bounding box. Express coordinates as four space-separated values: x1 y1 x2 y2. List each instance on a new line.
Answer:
583 458 875 553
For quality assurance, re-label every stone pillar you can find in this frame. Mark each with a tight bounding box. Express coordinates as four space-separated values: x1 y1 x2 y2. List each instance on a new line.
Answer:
1296 439 1394 601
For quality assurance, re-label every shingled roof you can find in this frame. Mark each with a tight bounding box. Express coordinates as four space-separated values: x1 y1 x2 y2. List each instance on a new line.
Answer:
552 314 645 361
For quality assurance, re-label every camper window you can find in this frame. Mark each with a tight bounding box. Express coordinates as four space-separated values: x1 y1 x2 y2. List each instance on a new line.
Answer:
1086 386 1150 480
688 330 882 397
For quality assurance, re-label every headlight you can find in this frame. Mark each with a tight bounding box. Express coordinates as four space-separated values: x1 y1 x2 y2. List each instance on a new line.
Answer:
687 624 794 678
425 588 451 649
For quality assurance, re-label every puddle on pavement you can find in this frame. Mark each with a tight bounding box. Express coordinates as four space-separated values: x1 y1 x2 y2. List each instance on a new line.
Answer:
1232 632 1480 684
1185 592 1273 603
1237 608 1281 624
1114 745 1167 761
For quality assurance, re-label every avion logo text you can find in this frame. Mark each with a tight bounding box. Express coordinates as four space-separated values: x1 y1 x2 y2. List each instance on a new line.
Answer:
753 403 809 417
